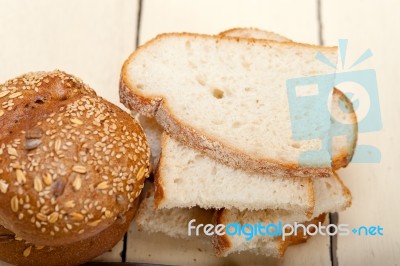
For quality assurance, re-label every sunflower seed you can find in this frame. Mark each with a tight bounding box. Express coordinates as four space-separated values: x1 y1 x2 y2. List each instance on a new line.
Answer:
25 139 42 150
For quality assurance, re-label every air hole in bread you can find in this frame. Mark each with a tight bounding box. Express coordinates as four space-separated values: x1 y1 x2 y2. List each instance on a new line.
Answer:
212 88 224 99
291 143 300 149
324 181 332 189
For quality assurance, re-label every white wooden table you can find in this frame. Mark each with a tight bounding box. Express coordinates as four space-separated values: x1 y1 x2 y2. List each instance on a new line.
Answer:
0 0 399 265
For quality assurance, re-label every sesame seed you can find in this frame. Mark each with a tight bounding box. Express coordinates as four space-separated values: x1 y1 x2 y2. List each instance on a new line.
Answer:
72 165 87 174
72 176 82 191
88 219 102 227
23 246 32 257
70 212 84 222
16 169 26 184
0 110 4 117
54 139 61 152
35 246 44 250
70 118 83 125
11 196 19 212
9 92 22 99
136 166 147 181
36 213 47 222
0 90 10 98
0 179 8 194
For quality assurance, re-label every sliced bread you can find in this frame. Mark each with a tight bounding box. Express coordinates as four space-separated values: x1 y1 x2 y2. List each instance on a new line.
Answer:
135 183 327 258
120 32 352 177
213 172 351 256
155 133 314 215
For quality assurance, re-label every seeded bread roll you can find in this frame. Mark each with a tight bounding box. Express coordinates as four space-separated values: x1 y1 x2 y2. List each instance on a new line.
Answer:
0 199 138 266
0 71 150 246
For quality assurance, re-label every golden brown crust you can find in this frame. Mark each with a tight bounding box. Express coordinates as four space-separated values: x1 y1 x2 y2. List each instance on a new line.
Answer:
0 71 150 246
0 199 138 266
218 27 292 42
279 213 327 256
153 133 167 208
211 209 232 256
120 32 341 178
332 171 352 208
331 88 358 169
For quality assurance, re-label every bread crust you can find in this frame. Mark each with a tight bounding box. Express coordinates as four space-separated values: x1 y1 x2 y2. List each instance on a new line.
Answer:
120 32 353 178
219 27 292 42
0 71 150 246
0 199 138 266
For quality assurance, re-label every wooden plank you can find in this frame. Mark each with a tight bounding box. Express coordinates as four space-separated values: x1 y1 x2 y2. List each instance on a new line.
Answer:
139 0 320 45
322 0 400 265
0 0 138 108
127 1 332 265
0 0 138 264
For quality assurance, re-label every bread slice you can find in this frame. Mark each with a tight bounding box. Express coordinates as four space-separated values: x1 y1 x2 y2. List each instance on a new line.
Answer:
120 32 353 178
135 183 213 240
155 133 314 215
219 27 292 42
213 172 351 256
135 184 326 258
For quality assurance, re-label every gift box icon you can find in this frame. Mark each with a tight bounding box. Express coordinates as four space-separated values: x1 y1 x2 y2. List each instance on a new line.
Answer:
286 41 382 167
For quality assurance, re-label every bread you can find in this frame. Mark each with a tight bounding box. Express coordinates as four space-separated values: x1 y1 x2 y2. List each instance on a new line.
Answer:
135 183 213 240
213 209 327 257
120 32 355 178
155 133 314 214
135 184 326 258
212 172 351 256
0 71 151 246
143 30 355 214
0 199 138 266
155 136 351 214
219 27 292 42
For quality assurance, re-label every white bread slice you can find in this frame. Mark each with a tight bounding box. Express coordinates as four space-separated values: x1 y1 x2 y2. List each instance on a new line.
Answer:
135 183 213 240
213 172 351 256
133 30 357 172
155 133 314 215
135 184 326 258
120 32 345 178
219 27 292 42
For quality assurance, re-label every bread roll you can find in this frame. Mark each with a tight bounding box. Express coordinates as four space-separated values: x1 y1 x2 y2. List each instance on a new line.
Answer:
0 199 138 266
0 71 150 246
